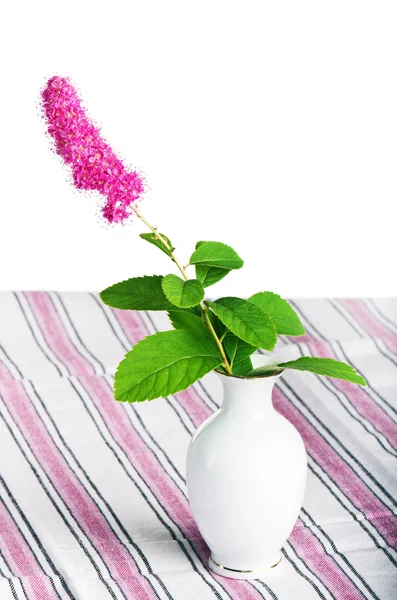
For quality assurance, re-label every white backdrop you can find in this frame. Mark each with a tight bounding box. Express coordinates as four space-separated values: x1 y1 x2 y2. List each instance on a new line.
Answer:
1 1 396 297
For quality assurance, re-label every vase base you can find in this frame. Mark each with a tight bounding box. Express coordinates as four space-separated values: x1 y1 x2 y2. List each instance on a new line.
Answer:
208 553 282 580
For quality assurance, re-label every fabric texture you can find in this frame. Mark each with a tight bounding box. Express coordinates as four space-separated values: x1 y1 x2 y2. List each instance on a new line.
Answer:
0 292 396 599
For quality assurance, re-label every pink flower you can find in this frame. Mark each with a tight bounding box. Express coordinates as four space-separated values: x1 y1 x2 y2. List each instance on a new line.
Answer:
42 76 144 223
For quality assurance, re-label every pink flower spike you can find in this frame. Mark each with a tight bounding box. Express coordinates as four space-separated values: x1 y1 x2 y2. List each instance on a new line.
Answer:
41 76 145 223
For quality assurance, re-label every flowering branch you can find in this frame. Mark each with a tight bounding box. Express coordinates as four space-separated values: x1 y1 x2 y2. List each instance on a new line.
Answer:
41 75 366 404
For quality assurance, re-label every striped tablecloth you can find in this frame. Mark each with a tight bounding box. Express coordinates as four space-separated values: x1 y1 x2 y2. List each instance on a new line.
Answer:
0 292 396 600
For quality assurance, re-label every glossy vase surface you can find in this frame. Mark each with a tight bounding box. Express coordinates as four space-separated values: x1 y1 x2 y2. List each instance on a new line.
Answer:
186 356 307 580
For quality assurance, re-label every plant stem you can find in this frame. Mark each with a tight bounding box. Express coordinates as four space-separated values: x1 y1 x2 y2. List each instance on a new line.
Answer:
135 208 233 375
202 308 233 374
136 209 188 280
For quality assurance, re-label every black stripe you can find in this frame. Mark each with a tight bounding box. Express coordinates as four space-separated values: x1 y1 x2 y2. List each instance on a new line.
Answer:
329 299 397 371
328 300 397 418
53 292 106 375
280 381 392 545
0 477 76 600
324 298 366 338
0 344 24 380
143 306 219 415
50 296 187 496
121 400 186 492
142 311 206 431
284 310 397 457
70 377 229 600
13 379 130 600
25 379 165 600
307 460 397 568
12 293 63 378
0 568 20 600
22 293 88 379
297 515 367 600
334 338 397 428
90 296 194 436
7 295 171 598
89 293 128 353
301 508 381 600
0 494 63 600
228 348 397 575
291 519 339 600
196 378 220 411
255 580 278 600
281 546 328 600
0 407 119 600
280 376 397 528
341 298 397 358
91 298 195 435
367 298 397 332
0 546 29 600
290 299 397 451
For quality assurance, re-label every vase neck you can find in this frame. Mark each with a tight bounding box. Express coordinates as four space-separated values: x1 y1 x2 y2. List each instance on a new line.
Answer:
218 373 281 421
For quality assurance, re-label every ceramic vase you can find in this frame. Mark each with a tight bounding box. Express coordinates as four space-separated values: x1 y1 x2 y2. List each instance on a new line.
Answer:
186 356 307 580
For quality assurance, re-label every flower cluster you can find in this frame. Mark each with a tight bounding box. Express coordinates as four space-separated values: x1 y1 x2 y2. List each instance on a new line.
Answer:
42 76 144 223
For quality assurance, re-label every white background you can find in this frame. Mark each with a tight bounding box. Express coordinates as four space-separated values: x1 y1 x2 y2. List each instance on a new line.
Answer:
0 1 396 297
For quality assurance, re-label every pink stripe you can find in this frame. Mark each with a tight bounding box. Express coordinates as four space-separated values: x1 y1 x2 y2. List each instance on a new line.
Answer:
26 301 373 596
22 577 58 600
113 310 213 427
112 308 148 346
81 375 200 539
300 338 397 448
175 388 212 428
343 299 397 354
0 377 156 600
0 501 57 600
273 386 397 545
24 292 95 377
290 520 367 600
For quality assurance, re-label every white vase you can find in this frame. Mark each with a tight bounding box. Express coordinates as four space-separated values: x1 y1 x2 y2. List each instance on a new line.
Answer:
186 355 307 580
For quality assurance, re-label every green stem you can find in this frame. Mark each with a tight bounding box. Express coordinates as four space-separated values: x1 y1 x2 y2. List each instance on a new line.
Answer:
202 307 233 374
135 208 233 375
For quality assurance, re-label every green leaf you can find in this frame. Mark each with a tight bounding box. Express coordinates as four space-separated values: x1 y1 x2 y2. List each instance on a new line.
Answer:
223 333 256 367
168 310 211 339
206 297 277 351
246 365 284 378
100 275 176 311
196 265 231 288
139 232 174 257
248 291 305 336
114 330 223 402
189 241 244 270
232 357 254 376
278 357 367 385
162 274 204 308
206 309 225 338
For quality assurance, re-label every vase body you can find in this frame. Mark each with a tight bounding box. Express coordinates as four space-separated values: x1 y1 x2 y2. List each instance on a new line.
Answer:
186 361 307 579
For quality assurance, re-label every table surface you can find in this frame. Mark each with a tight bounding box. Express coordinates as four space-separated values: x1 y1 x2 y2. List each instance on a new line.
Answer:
0 292 396 600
